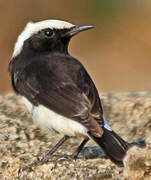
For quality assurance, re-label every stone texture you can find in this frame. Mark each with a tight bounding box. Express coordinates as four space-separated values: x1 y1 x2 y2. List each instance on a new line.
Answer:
0 92 151 179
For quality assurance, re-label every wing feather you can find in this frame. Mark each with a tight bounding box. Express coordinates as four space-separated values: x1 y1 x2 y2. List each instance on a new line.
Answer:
12 57 104 137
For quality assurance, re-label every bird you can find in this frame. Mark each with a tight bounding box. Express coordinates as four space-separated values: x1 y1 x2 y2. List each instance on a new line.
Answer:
8 19 145 171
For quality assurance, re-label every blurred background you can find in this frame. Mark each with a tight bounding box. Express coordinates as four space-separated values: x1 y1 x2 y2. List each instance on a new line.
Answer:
1 0 151 93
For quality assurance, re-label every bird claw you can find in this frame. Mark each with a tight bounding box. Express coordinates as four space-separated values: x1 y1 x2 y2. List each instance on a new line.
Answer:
70 153 79 160
18 163 34 174
17 156 45 174
56 154 72 162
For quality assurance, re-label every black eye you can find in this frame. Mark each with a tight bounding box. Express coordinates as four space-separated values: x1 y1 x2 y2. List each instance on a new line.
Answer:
44 29 53 37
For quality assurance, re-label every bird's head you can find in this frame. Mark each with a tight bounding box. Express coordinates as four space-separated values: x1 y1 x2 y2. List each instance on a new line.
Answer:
12 19 95 57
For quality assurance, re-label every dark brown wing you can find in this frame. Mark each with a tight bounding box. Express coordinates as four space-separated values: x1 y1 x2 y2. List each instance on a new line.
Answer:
11 56 104 137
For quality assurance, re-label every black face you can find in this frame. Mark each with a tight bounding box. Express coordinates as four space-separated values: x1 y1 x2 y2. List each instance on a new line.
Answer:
17 24 95 57
23 28 70 54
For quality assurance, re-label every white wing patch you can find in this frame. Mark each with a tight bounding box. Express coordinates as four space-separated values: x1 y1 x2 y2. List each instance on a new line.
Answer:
12 19 75 58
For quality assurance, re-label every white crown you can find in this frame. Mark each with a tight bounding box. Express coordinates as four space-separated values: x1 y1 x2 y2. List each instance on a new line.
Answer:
12 19 75 58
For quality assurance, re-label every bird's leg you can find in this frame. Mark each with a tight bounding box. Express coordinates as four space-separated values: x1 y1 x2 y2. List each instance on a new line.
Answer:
18 135 69 173
71 137 89 159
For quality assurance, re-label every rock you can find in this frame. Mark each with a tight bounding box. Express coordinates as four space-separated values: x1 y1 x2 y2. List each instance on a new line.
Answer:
124 137 151 180
0 92 151 179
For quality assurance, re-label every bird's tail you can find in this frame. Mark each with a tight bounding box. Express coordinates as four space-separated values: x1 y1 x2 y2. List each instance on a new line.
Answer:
89 127 145 167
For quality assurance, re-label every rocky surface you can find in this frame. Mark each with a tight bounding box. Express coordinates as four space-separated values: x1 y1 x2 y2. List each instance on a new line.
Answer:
124 137 151 180
0 92 151 180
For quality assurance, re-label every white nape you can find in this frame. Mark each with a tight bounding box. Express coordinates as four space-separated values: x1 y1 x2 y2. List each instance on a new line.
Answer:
22 97 88 137
103 118 112 131
12 19 75 58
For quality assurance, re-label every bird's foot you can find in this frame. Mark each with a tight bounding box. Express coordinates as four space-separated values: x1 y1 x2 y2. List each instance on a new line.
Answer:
70 153 78 160
18 154 52 173
18 154 73 173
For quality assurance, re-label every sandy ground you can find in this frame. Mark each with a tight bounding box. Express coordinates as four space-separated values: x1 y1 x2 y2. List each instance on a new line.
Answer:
0 92 151 180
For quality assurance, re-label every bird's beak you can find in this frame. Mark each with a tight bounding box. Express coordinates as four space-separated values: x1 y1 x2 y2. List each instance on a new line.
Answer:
64 24 95 38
